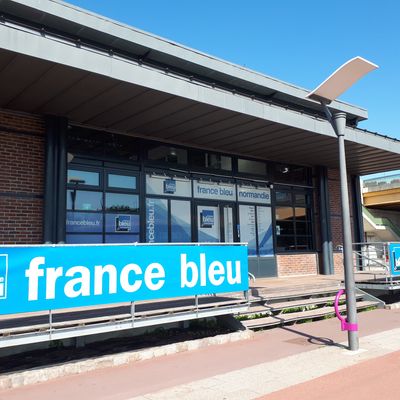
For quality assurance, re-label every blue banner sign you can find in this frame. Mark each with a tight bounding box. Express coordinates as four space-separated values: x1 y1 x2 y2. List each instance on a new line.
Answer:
0 254 8 299
0 244 248 315
388 243 400 276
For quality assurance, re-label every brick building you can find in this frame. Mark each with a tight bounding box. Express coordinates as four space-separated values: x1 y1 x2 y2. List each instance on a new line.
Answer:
1 0 399 278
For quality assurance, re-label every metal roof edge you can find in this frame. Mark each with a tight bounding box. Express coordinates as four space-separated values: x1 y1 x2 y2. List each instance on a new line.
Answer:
345 125 400 154
1 0 368 120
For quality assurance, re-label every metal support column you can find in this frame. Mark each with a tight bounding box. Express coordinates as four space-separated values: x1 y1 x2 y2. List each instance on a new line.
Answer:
332 112 359 351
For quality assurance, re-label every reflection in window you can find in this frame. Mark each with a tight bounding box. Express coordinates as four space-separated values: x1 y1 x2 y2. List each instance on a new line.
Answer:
275 191 292 204
68 128 139 161
66 234 103 244
67 169 99 186
148 145 187 164
68 128 106 157
67 190 102 211
295 193 307 206
296 236 313 250
273 163 310 185
108 174 137 190
171 200 191 242
275 190 313 251
104 134 139 161
191 151 232 171
105 234 139 243
146 198 168 243
275 206 294 221
105 193 139 212
238 159 266 175
295 207 307 219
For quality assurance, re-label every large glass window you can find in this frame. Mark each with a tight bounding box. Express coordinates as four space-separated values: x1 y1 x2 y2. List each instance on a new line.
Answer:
105 193 139 213
66 165 140 244
275 190 313 251
67 190 102 211
107 173 137 190
171 200 191 242
272 163 311 185
238 158 267 176
190 150 232 171
147 145 188 165
67 169 100 186
146 198 191 243
68 128 139 161
239 205 273 256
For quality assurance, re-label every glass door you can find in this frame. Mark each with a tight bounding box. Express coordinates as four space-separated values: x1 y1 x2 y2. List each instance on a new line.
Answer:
196 202 236 243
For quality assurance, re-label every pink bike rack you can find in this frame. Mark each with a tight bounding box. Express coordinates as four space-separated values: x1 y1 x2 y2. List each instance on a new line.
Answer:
334 289 358 332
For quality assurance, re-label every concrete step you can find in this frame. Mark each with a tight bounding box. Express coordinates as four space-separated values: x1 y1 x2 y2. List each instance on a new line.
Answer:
252 286 343 302
266 293 364 311
242 300 379 329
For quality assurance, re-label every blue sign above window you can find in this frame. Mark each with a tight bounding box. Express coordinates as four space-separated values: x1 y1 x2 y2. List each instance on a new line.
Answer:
163 179 176 194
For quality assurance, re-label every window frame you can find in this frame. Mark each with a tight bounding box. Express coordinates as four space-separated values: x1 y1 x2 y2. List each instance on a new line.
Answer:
66 163 141 244
274 188 314 253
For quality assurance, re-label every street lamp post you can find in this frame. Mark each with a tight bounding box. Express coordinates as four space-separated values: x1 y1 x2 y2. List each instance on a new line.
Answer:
307 57 378 351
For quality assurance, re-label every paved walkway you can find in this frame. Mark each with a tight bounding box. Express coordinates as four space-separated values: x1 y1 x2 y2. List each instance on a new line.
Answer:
1 308 400 400
259 350 400 400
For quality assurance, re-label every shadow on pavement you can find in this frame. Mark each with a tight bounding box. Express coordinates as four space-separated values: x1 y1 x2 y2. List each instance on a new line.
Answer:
280 325 348 349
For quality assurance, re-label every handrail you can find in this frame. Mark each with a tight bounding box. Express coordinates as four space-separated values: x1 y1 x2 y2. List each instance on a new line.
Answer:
352 250 389 272
248 272 256 283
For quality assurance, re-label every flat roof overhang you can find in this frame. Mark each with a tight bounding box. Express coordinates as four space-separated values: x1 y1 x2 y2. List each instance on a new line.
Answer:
0 0 368 122
0 18 400 175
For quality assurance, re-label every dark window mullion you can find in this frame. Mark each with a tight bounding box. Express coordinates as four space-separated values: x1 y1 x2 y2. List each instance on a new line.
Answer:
168 199 172 243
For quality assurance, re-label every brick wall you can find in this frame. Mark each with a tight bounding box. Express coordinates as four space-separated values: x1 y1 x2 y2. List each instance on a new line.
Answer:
333 252 344 276
277 254 318 277
0 109 45 244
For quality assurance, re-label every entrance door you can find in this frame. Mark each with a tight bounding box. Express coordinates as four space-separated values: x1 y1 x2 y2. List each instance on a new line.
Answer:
196 203 236 243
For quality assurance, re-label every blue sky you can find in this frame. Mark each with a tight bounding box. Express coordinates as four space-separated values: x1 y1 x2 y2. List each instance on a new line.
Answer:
67 0 399 140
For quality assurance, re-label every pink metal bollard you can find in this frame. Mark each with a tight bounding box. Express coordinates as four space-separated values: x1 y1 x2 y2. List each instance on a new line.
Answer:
334 289 358 332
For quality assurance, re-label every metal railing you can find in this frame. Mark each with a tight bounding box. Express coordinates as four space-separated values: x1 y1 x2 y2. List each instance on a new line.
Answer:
363 173 400 192
352 242 391 283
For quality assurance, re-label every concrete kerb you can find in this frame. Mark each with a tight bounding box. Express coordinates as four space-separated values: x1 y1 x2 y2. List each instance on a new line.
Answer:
0 329 254 390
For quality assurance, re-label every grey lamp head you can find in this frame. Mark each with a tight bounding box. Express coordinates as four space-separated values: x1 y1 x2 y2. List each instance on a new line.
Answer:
306 56 379 104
